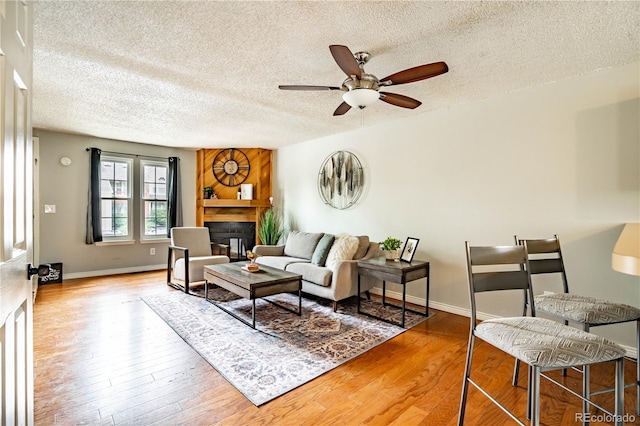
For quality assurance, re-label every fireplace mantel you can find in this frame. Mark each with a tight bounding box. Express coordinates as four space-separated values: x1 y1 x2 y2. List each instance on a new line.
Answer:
198 199 271 208
197 199 272 225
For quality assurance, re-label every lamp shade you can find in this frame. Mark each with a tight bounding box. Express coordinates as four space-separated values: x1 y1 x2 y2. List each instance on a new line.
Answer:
612 223 640 276
342 89 379 108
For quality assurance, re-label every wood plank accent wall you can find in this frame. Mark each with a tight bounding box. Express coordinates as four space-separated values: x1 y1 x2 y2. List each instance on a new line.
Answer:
196 148 273 244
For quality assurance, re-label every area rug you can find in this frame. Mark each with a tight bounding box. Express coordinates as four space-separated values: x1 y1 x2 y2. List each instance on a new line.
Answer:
142 289 429 406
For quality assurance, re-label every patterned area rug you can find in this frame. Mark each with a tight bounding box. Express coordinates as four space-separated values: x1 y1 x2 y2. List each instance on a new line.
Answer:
143 288 429 406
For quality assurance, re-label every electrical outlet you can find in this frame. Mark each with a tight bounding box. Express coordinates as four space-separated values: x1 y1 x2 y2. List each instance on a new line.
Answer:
150 248 156 255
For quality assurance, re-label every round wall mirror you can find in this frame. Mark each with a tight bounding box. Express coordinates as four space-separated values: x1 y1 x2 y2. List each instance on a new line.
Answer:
317 151 364 210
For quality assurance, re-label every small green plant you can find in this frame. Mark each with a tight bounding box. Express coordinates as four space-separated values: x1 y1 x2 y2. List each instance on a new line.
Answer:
258 207 283 245
203 187 213 199
380 236 402 251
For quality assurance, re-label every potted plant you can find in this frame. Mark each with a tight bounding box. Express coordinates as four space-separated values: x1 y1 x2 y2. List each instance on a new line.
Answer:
380 236 402 261
203 187 213 199
258 207 283 245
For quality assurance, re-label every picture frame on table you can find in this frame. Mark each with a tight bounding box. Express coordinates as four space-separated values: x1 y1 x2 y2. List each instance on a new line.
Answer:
400 237 419 263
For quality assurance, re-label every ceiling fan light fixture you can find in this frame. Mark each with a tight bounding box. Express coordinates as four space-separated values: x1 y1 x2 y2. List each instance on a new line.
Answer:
342 88 379 108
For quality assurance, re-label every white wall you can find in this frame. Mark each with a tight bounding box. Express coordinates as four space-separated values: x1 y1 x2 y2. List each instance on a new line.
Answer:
276 62 640 348
35 130 197 278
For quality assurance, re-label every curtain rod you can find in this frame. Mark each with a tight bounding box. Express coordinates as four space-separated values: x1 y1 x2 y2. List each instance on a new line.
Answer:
86 147 178 161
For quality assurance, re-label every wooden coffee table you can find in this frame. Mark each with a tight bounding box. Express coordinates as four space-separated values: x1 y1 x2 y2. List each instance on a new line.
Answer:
203 262 302 329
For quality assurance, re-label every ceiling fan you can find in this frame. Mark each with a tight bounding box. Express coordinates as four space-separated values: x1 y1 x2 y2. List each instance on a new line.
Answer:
279 45 448 116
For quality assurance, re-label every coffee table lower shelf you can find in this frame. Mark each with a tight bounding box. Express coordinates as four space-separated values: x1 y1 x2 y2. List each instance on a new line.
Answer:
204 262 302 329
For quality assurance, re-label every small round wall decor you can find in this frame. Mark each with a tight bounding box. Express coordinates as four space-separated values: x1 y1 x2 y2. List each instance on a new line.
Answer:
317 151 364 210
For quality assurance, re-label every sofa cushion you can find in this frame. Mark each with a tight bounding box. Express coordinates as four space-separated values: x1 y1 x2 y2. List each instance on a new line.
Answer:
175 255 229 282
326 234 359 270
353 236 370 260
285 262 333 287
283 231 324 260
311 234 335 266
256 256 309 270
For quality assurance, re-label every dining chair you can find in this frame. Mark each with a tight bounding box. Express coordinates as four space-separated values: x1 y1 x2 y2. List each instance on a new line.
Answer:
459 241 626 426
512 234 640 417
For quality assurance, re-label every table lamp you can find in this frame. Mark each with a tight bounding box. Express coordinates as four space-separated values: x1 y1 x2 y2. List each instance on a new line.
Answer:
612 223 640 276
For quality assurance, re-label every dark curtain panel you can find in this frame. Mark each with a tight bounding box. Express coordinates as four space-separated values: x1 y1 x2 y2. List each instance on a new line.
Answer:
85 148 103 244
167 156 183 237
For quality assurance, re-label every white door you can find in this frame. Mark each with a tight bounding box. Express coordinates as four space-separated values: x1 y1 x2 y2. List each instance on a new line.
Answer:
0 1 34 424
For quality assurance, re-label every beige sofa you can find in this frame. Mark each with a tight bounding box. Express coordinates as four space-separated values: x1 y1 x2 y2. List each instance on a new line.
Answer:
253 231 380 311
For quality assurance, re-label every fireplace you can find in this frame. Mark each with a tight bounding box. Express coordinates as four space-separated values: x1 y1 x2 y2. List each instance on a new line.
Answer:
205 222 256 262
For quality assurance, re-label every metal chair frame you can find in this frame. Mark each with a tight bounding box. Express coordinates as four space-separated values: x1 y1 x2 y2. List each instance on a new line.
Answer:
512 235 640 418
458 241 625 426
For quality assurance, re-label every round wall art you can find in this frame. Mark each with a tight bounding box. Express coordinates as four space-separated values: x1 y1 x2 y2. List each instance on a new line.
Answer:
317 150 364 210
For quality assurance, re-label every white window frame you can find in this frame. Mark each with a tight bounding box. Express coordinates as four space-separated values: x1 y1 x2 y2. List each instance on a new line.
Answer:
99 156 133 242
140 159 169 241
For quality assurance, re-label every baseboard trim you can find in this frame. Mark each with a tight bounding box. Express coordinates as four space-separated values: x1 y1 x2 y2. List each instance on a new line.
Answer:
368 287 499 321
63 265 166 280
368 287 637 359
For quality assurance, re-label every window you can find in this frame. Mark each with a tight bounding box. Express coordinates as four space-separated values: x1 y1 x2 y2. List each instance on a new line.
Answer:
141 160 168 238
100 157 133 240
96 155 170 244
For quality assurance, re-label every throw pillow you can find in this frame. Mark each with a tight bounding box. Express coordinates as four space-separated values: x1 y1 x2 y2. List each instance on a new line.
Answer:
311 234 335 266
353 236 370 260
325 234 359 270
283 230 324 260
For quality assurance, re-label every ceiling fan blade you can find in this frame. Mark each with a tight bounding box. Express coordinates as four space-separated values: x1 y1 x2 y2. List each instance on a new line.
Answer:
380 62 448 86
329 45 361 79
279 85 341 91
333 102 352 116
379 92 422 109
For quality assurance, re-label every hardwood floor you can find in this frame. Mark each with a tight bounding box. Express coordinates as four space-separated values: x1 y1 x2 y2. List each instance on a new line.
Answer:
34 271 639 425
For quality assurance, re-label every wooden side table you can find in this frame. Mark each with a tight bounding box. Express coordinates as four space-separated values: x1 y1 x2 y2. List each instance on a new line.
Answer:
357 257 431 328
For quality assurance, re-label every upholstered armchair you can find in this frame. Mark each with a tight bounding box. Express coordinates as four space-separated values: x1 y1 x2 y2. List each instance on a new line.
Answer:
167 227 230 293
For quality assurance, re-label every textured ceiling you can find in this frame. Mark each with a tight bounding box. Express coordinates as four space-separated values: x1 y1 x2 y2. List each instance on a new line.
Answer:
32 1 640 150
